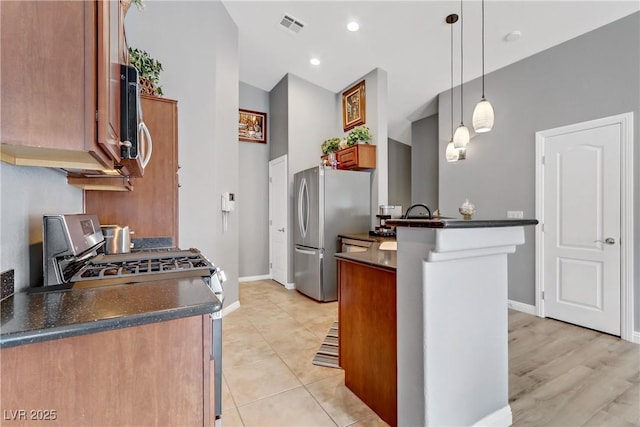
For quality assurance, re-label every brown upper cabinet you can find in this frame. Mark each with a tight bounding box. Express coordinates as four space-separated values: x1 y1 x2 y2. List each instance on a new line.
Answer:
96 0 126 169
84 96 180 244
337 144 376 170
322 144 377 171
0 0 134 177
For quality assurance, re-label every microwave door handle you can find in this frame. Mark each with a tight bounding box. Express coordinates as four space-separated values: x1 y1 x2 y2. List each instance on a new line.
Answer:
139 121 153 168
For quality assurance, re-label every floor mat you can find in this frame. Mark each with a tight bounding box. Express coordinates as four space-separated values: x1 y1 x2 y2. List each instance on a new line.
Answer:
312 321 340 369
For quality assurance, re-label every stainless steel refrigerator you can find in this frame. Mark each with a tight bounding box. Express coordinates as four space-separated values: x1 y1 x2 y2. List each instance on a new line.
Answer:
294 166 371 302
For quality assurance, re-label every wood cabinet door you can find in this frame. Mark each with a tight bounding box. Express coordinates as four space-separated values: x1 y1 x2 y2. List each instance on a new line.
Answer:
85 96 179 244
1 316 208 426
336 144 376 170
0 1 112 169
338 260 397 426
96 0 125 164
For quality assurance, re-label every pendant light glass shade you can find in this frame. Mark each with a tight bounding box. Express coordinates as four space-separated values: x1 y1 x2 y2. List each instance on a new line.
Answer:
453 124 470 148
473 0 494 134
446 141 459 162
472 98 494 132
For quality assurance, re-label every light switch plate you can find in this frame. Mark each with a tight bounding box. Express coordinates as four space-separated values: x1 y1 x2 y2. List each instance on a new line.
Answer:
507 210 524 219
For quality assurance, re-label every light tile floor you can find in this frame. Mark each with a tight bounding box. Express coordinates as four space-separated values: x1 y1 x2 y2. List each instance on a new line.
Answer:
222 280 640 426
221 280 388 427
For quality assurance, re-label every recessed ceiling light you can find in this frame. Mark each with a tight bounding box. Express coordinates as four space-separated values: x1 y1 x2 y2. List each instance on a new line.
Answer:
347 21 360 32
310 58 320 66
504 30 522 42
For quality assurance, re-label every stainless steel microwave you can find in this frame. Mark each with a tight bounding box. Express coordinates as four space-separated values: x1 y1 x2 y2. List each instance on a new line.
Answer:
119 64 152 176
120 64 139 159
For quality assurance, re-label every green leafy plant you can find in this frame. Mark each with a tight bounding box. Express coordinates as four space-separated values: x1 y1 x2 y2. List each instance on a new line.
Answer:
131 0 144 10
346 125 372 146
321 137 341 154
128 47 164 95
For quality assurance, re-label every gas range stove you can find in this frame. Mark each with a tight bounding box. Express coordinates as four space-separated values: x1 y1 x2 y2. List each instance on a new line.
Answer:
70 248 216 289
41 215 223 295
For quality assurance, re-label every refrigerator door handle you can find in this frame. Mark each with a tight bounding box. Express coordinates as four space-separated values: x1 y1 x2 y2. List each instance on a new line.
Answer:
298 178 309 238
295 247 317 256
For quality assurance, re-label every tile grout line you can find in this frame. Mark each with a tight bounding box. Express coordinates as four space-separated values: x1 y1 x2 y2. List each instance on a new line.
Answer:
235 281 341 425
230 281 378 427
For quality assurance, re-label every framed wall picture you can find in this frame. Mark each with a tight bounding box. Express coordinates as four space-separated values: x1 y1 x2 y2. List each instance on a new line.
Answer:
342 80 366 131
238 109 267 143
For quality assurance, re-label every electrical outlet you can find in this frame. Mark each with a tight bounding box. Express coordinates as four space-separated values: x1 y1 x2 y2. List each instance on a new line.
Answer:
1 269 15 300
507 210 524 219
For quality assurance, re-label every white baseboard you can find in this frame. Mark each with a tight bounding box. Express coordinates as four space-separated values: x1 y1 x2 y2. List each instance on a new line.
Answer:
508 300 536 315
222 300 240 316
507 301 640 344
239 274 271 283
473 405 512 426
285 282 295 290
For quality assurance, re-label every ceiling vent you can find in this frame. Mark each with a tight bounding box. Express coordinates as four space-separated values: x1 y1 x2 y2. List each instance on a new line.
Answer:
279 14 305 34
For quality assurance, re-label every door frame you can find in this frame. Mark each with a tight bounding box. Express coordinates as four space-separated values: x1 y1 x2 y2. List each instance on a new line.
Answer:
269 154 291 288
535 112 635 341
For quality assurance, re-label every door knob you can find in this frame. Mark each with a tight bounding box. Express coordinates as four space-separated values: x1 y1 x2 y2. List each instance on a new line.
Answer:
594 237 616 245
277 228 285 232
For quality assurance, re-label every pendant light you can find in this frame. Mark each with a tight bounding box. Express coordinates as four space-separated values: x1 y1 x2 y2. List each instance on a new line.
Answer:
453 0 470 149
472 0 494 133
445 13 459 162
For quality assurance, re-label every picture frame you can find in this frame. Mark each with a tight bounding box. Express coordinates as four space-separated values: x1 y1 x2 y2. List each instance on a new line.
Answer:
238 109 267 143
342 80 366 131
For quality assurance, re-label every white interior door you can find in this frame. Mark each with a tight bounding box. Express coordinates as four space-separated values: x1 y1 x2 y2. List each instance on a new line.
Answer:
541 121 621 335
269 155 288 286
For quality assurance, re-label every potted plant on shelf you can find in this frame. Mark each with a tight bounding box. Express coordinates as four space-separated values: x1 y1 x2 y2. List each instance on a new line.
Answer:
321 137 341 155
128 47 164 96
346 125 372 146
122 0 144 15
321 137 341 168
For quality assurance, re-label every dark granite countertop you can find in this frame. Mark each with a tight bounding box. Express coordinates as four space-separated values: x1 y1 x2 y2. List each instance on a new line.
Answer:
339 233 397 243
386 218 538 228
0 277 221 349
335 241 397 271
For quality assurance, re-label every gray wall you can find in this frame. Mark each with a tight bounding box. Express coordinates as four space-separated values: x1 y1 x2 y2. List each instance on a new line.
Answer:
269 76 288 161
388 138 411 212
411 114 439 210
437 12 640 329
270 71 391 284
126 1 241 308
0 164 83 292
239 82 270 278
338 68 389 227
286 74 340 283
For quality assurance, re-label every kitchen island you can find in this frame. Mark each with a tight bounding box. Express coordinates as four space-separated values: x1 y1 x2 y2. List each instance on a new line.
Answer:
385 217 537 427
0 278 221 426
335 236 397 426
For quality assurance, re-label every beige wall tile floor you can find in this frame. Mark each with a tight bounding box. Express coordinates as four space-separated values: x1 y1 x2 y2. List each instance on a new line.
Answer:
221 280 387 427
222 280 639 426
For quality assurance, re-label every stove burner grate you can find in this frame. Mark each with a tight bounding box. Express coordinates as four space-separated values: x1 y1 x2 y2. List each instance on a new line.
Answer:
77 253 213 280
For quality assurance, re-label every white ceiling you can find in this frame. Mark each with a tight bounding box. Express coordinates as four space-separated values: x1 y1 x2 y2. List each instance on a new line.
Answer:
222 1 639 143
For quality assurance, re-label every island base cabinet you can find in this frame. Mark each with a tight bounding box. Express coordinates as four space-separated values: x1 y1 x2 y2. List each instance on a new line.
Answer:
0 315 212 426
338 260 397 426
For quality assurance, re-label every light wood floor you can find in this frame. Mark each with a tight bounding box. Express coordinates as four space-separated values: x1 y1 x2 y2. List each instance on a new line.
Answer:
508 310 640 426
224 281 639 426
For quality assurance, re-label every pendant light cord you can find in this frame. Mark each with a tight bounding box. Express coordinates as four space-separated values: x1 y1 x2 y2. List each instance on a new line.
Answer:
450 19 454 139
460 0 464 125
481 0 485 98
